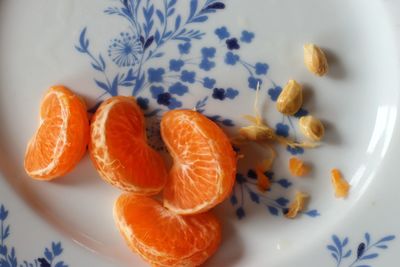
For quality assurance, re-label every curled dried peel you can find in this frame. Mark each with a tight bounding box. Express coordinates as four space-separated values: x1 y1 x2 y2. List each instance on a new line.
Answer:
285 191 309 219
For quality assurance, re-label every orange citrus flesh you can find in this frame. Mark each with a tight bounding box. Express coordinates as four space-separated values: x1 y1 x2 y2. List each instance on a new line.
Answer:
89 96 167 194
161 110 237 214
24 85 89 180
114 194 221 267
331 168 350 198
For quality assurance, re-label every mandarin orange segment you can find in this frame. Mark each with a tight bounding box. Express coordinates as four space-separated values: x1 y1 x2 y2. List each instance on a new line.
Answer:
89 96 167 194
114 194 221 267
161 110 237 214
24 86 89 180
289 157 310 177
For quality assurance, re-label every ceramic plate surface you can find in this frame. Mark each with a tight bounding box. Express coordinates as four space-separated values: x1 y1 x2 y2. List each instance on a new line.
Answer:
1 0 400 266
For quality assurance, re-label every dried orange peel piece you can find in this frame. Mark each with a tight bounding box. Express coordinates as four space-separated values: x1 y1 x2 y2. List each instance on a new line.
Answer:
255 159 274 192
289 157 311 177
285 191 309 219
331 169 350 198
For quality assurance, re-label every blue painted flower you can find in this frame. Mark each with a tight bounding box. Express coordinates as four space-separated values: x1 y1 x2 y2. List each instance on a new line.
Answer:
151 86 182 110
136 97 149 110
168 97 183 109
226 38 240 50
248 77 262 90
148 68 165 83
240 30 255 43
255 63 269 75
157 92 172 106
150 86 164 98
212 88 226 100
214 26 230 40
178 42 191 55
203 77 216 89
275 123 289 137
287 146 304 155
180 70 196 83
268 86 282 101
226 88 239 99
108 32 143 67
201 47 216 58
169 59 184 72
168 82 188 96
199 58 216 71
225 52 240 65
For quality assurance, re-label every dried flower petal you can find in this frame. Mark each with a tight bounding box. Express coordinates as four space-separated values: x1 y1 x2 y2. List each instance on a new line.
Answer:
285 191 309 219
331 169 350 198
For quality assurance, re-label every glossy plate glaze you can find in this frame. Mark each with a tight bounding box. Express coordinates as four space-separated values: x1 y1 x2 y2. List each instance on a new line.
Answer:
0 0 399 266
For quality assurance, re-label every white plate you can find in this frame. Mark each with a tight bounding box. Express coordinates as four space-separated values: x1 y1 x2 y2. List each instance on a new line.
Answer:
1 0 400 266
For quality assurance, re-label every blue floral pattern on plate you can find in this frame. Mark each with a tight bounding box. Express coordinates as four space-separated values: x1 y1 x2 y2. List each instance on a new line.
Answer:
327 233 395 267
75 0 318 219
0 204 68 267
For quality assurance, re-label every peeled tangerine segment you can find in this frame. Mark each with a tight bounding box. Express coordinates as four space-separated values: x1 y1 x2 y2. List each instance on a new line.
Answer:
114 194 221 267
89 96 167 195
24 85 89 180
161 110 237 214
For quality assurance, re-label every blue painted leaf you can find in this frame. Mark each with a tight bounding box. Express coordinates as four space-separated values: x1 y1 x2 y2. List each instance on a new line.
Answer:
164 31 173 38
94 80 110 92
222 119 234 127
175 15 181 30
52 242 63 256
133 73 145 96
110 75 119 96
377 235 395 244
249 191 260 204
125 69 135 81
99 54 106 69
55 262 68 267
275 197 289 207
155 30 161 44
44 248 53 262
3 225 10 239
230 195 238 206
189 0 198 19
365 233 370 246
357 242 366 258
79 27 89 51
236 207 245 219
304 209 320 217
343 250 352 258
342 237 349 247
156 10 164 24
361 253 379 260
276 179 292 188
91 63 102 71
332 235 342 252
167 8 175 17
168 0 177 8
376 245 388 249
331 252 338 262
192 16 208 23
144 36 154 49
37 258 50 267
153 52 164 58
267 206 279 216
293 108 309 118
327 245 338 254
0 245 7 256
206 2 225 9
